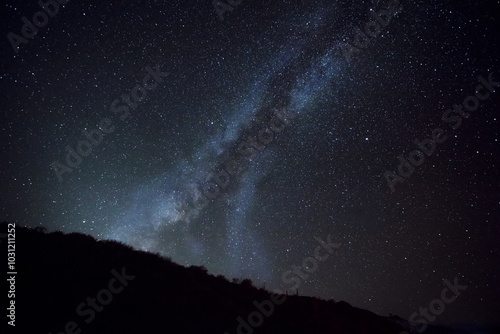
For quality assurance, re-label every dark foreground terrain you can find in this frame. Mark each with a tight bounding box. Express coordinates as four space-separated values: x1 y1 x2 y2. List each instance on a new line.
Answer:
2 223 497 334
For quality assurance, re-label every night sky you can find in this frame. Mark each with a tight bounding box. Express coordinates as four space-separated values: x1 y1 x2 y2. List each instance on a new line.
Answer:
1 0 499 328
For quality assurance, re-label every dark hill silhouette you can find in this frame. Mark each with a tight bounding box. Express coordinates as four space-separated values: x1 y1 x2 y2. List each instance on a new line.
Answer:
2 222 494 334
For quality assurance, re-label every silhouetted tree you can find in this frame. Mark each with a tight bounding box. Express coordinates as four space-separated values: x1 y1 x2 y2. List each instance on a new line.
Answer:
240 278 253 289
35 226 47 233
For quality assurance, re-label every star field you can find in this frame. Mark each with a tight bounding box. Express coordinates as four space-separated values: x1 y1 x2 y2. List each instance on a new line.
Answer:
1 0 499 327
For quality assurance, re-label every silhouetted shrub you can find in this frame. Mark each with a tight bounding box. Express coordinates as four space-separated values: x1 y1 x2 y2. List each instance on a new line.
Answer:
240 278 253 289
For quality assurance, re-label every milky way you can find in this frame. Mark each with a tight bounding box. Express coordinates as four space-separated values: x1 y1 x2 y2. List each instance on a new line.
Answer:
101 4 349 282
